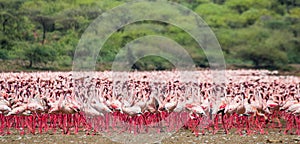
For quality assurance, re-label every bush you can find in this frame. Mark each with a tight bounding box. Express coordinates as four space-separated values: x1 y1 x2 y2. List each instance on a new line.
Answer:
239 46 288 69
0 49 9 60
24 44 57 68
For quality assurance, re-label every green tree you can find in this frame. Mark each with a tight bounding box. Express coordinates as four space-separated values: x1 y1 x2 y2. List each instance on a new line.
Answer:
24 44 57 68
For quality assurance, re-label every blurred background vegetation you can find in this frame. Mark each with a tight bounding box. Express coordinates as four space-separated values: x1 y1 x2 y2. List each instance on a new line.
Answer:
0 0 299 72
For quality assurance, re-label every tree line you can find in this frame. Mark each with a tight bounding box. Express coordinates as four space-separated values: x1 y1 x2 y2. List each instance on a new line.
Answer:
0 0 299 71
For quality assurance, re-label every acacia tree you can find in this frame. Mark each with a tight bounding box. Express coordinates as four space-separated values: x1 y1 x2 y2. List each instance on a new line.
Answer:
32 16 55 44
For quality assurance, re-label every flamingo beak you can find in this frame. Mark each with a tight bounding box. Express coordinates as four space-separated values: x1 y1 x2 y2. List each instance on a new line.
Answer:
137 112 143 116
73 106 80 112
159 107 166 111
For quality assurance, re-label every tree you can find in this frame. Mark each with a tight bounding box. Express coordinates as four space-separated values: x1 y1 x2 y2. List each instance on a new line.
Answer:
32 16 55 44
24 44 57 68
239 46 288 69
225 0 272 14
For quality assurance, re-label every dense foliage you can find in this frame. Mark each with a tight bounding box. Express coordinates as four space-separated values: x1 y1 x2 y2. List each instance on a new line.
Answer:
0 0 299 71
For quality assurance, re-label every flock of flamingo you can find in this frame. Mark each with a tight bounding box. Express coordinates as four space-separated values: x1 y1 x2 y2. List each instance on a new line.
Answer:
0 70 299 136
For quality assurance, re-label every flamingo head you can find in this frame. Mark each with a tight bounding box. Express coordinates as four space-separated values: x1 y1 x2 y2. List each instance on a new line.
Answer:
72 105 81 112
219 104 227 109
184 103 194 110
263 106 271 114
224 105 234 114
111 103 122 112
35 105 45 112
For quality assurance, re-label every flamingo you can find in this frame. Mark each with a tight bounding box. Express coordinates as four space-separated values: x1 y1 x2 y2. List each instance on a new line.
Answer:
280 99 298 111
121 105 143 116
160 95 178 113
146 96 160 113
90 99 112 116
185 103 207 119
293 108 300 115
6 105 27 116
0 105 11 114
